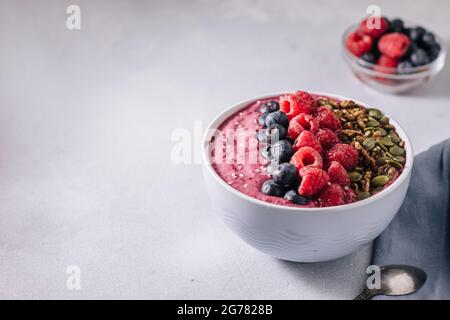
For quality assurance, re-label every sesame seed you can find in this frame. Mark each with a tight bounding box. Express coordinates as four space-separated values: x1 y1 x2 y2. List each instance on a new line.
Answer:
243 184 248 188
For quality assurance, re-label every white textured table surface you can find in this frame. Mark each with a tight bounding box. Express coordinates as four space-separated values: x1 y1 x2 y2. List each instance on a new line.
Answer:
0 0 449 299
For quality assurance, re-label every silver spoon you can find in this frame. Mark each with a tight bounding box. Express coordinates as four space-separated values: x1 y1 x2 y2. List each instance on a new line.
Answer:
354 265 427 300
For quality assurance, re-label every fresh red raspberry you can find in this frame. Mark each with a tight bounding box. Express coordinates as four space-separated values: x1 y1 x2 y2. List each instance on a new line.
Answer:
298 167 329 197
316 128 340 150
290 146 323 171
293 131 323 154
326 143 359 171
358 17 389 39
316 183 346 207
376 55 399 74
288 113 319 139
378 33 411 59
280 91 316 120
345 31 373 57
317 107 341 131
344 187 357 204
327 161 350 187
288 121 305 140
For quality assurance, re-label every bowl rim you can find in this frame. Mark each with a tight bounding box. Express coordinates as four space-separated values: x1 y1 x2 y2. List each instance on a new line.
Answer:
342 22 447 80
202 91 414 213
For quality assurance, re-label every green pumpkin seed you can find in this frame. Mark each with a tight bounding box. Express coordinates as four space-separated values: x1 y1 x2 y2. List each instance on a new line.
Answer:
388 160 403 169
363 137 376 151
390 146 405 156
390 132 401 144
364 127 375 132
383 124 394 130
371 175 389 187
348 171 362 182
357 191 371 201
393 156 405 163
376 157 391 166
379 136 394 147
368 108 382 120
378 128 388 136
376 141 389 152
380 115 390 125
354 167 363 173
366 120 380 127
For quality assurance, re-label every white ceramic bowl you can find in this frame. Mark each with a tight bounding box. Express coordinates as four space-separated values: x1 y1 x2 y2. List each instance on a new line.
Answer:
202 92 413 263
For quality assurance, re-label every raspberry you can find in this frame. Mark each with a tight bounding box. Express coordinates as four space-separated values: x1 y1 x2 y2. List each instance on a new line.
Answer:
288 121 305 140
293 131 323 154
280 91 316 120
298 167 329 197
288 113 319 139
327 161 350 187
359 17 389 39
345 31 373 57
316 128 339 150
376 55 399 74
378 32 411 59
317 107 341 131
290 146 323 171
344 187 357 204
316 183 346 207
326 144 359 171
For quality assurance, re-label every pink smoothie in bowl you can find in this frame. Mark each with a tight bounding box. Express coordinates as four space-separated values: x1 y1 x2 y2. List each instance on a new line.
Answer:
207 90 407 209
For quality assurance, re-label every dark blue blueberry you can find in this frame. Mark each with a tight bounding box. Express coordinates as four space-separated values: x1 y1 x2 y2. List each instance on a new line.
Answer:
258 113 268 127
270 140 292 163
428 43 441 61
259 101 279 114
260 145 272 159
408 27 425 42
421 32 436 49
284 190 309 205
410 49 430 66
272 163 299 187
261 180 285 197
265 159 280 175
389 18 404 33
361 52 376 64
397 61 414 74
265 111 289 128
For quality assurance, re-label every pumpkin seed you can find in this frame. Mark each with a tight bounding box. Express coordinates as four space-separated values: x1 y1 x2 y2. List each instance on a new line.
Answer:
376 157 391 166
368 108 382 120
363 137 376 151
390 132 401 144
371 175 389 187
364 127 375 132
393 156 405 163
383 124 394 130
378 128 388 136
389 146 405 156
388 160 403 169
379 136 394 147
357 191 371 201
380 115 390 125
366 120 380 127
348 171 362 182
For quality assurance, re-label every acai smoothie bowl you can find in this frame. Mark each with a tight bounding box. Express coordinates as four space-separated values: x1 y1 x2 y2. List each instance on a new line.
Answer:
202 90 413 262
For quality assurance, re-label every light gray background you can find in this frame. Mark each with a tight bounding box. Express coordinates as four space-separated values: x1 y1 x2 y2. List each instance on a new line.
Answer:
0 0 449 299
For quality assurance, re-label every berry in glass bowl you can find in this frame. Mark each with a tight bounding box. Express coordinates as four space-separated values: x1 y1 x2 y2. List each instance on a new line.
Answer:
343 16 446 94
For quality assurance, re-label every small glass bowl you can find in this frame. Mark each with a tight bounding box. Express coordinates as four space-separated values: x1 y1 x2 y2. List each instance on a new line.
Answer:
342 23 446 94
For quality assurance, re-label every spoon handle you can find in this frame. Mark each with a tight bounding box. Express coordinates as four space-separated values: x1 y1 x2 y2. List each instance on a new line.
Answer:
354 288 374 300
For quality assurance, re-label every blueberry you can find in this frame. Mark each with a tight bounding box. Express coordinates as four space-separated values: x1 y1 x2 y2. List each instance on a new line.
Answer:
257 124 286 144
261 180 285 197
259 101 279 114
265 111 289 128
258 113 268 127
361 52 376 64
408 27 425 42
410 49 430 66
272 163 299 187
284 190 309 205
389 18 404 33
261 145 272 159
268 123 287 140
428 43 441 61
270 140 292 163
398 61 414 74
421 32 436 48
265 159 280 175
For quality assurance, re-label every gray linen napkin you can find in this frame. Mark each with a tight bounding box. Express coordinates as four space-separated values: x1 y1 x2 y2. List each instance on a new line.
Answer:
372 139 450 300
